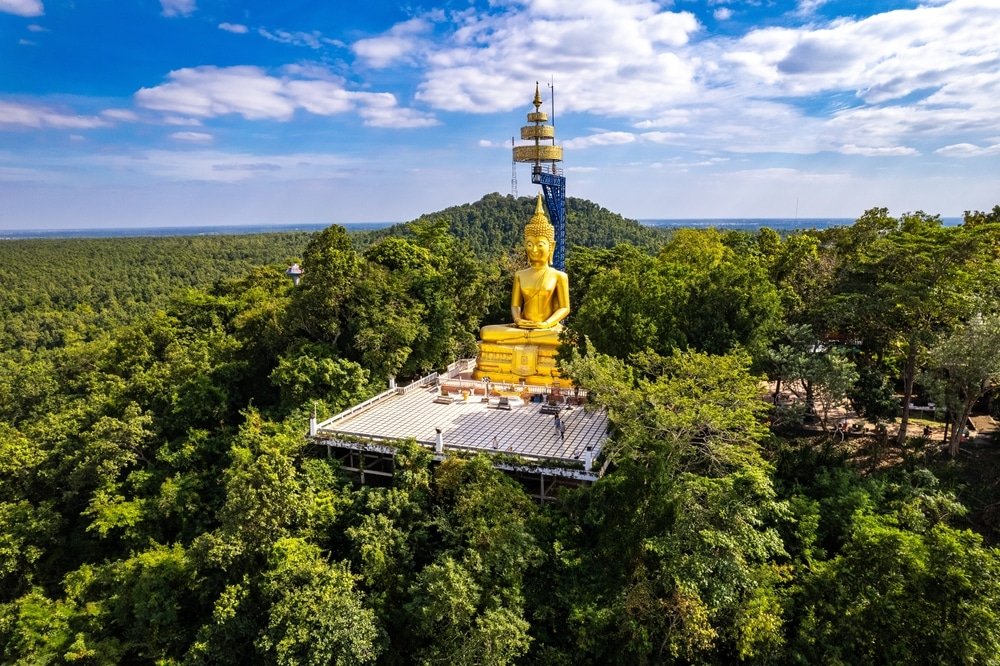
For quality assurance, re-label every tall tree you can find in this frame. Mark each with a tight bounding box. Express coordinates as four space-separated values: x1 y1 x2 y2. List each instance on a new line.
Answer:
829 210 979 444
557 349 787 663
922 314 1000 456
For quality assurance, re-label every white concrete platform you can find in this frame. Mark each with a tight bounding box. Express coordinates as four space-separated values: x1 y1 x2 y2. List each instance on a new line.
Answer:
314 361 607 466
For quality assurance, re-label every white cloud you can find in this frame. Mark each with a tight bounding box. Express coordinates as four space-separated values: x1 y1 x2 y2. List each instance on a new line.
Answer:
562 131 636 149
640 131 686 144
258 28 340 49
218 22 247 34
369 0 999 162
412 1 702 115
0 0 42 17
136 66 297 120
135 65 437 128
353 18 433 68
101 108 139 122
713 8 732 21
162 115 202 126
0 101 108 129
793 0 828 18
935 142 1000 157
356 95 438 128
170 131 213 142
840 144 919 157
27 23 46 31
160 0 195 18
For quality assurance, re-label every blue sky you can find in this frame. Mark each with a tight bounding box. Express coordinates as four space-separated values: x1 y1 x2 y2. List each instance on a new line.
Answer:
1 0 997 229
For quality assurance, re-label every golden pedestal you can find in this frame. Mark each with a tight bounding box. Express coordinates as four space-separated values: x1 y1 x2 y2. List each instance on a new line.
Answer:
472 340 562 386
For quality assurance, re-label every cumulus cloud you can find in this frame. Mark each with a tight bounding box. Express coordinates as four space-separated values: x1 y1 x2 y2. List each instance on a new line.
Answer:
135 65 437 128
714 8 732 21
137 66 294 120
0 0 42 17
0 101 109 129
353 18 432 68
364 0 998 159
160 0 195 17
408 1 701 114
218 22 248 34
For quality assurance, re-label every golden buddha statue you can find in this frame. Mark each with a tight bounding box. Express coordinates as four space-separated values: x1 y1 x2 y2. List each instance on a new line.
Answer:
473 195 569 385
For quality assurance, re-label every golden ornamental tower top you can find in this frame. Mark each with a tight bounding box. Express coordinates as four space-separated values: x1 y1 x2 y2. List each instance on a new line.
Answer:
514 84 561 164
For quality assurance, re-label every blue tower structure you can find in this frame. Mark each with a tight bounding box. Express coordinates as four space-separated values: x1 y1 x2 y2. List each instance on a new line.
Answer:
512 83 567 270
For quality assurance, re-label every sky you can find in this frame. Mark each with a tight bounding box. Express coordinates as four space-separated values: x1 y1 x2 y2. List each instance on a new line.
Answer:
1 0 998 229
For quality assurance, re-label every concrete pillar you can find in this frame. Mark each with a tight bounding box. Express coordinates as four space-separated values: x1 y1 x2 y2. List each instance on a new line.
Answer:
583 446 593 472
435 428 444 453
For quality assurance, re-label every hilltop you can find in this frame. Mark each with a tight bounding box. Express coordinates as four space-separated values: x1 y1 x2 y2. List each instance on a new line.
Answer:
357 192 665 258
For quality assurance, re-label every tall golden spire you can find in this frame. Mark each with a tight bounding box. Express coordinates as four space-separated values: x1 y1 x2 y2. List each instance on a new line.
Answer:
513 84 562 168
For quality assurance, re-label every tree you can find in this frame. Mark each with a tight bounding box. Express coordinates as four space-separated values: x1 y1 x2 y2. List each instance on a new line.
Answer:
828 210 980 444
570 229 782 361
922 314 1000 456
270 343 371 413
257 538 381 666
789 516 1000 665
556 349 787 663
765 325 859 431
293 225 363 349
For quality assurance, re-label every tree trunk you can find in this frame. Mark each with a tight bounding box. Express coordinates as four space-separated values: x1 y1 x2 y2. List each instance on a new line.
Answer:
896 343 917 446
948 402 974 457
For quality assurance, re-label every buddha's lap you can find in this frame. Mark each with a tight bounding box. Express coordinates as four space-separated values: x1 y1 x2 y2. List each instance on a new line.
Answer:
480 323 561 344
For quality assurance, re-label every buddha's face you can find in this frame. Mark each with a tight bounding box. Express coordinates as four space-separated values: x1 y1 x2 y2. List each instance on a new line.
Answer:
525 235 552 266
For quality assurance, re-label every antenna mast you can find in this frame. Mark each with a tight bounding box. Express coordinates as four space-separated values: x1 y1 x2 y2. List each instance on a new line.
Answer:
511 136 518 197
548 79 556 174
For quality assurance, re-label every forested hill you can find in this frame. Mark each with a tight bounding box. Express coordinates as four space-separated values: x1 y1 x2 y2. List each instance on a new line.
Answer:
360 192 664 257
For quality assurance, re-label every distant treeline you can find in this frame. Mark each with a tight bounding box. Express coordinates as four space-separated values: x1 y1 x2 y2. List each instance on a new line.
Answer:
0 232 311 350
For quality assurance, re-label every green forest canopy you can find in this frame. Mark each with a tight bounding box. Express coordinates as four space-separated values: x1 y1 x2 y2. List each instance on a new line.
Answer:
1 200 1000 664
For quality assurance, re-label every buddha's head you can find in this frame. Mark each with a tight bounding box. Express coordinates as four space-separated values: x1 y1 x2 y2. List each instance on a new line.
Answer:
524 194 556 266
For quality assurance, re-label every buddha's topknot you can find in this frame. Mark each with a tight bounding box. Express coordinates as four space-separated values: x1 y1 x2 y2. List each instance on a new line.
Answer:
524 194 555 242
